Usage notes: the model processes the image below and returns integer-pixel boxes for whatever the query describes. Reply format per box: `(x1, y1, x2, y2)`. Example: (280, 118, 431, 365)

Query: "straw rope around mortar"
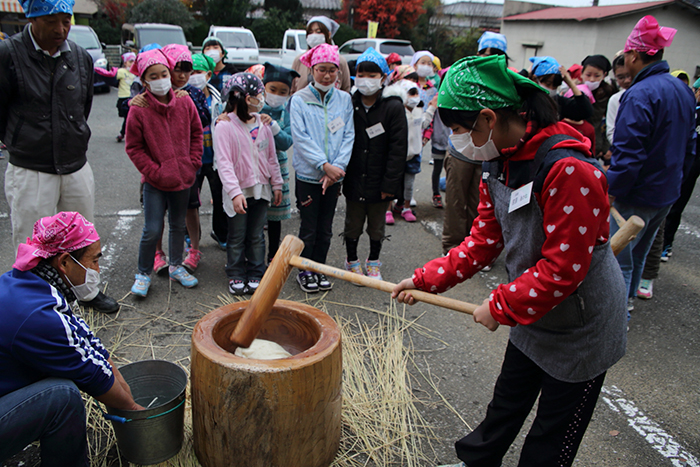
(78, 293, 469, 466)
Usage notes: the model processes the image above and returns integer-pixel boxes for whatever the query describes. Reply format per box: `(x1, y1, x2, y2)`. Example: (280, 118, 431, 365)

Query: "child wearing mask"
(343, 48, 407, 280)
(126, 49, 203, 297)
(202, 36, 238, 93)
(94, 52, 136, 142)
(131, 44, 212, 273)
(580, 54, 617, 161)
(385, 78, 437, 223)
(188, 53, 229, 254)
(290, 44, 355, 293)
(259, 63, 300, 263)
(214, 73, 283, 295)
(393, 55, 626, 467)
(291, 16, 352, 93)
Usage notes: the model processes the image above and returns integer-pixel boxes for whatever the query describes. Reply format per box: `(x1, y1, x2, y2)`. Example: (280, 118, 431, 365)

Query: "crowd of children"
(83, 11, 700, 467)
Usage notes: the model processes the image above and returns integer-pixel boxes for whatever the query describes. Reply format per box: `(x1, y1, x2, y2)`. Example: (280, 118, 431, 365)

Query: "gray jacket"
(0, 25, 94, 175)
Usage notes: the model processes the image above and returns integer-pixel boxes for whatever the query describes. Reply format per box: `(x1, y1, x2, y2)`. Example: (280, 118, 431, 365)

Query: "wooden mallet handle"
(609, 207, 645, 256)
(289, 256, 478, 315)
(229, 235, 305, 348)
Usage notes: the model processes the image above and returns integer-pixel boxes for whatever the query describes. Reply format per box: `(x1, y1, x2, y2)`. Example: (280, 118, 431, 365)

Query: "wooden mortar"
(191, 299, 342, 467)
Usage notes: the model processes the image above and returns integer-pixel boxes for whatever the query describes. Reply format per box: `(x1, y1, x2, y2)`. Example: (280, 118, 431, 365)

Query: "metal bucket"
(106, 360, 188, 465)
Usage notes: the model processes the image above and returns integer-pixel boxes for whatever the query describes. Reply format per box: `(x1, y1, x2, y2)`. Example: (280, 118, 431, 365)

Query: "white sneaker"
(410, 197, 417, 207)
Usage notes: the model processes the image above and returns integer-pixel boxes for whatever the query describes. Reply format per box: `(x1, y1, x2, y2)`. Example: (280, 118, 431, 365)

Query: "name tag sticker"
(508, 182, 533, 213)
(328, 117, 345, 133)
(366, 122, 385, 138)
(259, 138, 269, 150)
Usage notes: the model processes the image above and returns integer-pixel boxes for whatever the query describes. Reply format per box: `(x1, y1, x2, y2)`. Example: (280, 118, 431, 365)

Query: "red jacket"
(413, 122, 611, 326)
(125, 90, 203, 192)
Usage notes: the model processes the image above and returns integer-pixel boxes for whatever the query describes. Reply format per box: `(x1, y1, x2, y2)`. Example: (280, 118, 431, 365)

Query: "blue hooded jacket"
(608, 60, 696, 207)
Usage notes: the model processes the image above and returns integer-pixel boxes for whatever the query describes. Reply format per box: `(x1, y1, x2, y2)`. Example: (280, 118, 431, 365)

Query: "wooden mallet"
(610, 206, 645, 256)
(229, 235, 478, 348)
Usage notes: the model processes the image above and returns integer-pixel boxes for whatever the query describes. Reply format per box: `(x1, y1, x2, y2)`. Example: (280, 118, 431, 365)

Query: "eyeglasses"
(314, 67, 338, 76)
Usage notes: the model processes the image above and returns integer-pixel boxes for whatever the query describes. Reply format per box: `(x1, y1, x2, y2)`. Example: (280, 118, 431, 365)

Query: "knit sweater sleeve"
(489, 158, 609, 326)
(125, 108, 159, 176)
(412, 179, 504, 292)
(214, 121, 242, 199)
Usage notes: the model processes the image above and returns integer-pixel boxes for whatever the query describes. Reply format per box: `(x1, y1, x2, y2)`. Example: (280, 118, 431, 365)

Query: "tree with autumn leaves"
(337, 0, 424, 39)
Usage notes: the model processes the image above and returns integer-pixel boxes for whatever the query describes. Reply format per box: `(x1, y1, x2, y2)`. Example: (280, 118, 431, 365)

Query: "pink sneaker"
(154, 250, 168, 274)
(401, 208, 417, 222)
(385, 211, 395, 225)
(183, 248, 202, 272)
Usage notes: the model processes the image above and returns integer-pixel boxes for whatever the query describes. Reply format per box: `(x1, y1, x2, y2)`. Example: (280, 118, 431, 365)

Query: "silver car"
(68, 25, 110, 93)
(338, 38, 415, 74)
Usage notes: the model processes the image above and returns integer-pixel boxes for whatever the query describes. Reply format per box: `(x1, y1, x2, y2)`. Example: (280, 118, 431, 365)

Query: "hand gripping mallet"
(229, 235, 478, 348)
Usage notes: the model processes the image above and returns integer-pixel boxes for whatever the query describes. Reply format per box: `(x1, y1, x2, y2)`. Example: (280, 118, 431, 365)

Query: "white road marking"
(601, 385, 699, 467)
(100, 210, 140, 274)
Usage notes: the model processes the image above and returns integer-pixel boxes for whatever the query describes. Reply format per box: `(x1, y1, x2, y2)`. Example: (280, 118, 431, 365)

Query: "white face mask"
(188, 73, 208, 90)
(147, 77, 172, 96)
(306, 33, 326, 49)
(584, 80, 601, 91)
(204, 49, 222, 63)
(407, 96, 421, 108)
(549, 88, 559, 97)
(65, 255, 100, 302)
(266, 93, 288, 109)
(314, 80, 335, 92)
(355, 77, 383, 96)
(450, 125, 501, 162)
(416, 64, 433, 78)
(248, 94, 265, 113)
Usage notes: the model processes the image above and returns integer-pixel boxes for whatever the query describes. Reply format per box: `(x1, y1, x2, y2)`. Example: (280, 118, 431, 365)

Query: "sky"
(442, 0, 665, 5)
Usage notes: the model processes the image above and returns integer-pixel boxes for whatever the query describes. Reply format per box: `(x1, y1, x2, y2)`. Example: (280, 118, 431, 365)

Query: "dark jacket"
(0, 25, 94, 175)
(609, 60, 697, 208)
(343, 87, 407, 203)
(555, 93, 593, 122)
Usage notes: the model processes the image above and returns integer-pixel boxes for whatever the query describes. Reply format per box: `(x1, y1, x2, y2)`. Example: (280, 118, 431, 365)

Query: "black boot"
(79, 291, 120, 314)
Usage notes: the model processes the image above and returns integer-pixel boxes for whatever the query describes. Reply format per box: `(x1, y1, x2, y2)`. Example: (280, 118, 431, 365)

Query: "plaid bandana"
(438, 55, 547, 111)
(263, 62, 300, 88)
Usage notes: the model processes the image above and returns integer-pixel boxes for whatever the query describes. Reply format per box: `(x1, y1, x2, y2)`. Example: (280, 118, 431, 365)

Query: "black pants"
(456, 341, 605, 467)
(664, 156, 700, 249)
(194, 163, 228, 242)
(295, 179, 340, 264)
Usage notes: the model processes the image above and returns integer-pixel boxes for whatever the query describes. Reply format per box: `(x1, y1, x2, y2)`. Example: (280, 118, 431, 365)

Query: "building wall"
(502, 3, 700, 78)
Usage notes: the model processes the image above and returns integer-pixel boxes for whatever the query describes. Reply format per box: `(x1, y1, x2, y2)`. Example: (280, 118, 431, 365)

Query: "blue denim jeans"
(610, 200, 672, 299)
(0, 378, 88, 466)
(138, 182, 190, 275)
(225, 197, 268, 281)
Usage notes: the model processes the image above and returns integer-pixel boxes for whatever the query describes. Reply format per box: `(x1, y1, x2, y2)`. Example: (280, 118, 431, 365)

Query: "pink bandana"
(122, 52, 136, 63)
(130, 48, 170, 78)
(162, 43, 192, 70)
(624, 15, 676, 56)
(14, 212, 100, 272)
(300, 44, 339, 68)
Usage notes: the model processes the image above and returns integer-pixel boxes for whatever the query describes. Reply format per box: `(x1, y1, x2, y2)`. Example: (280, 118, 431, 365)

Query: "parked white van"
(207, 26, 259, 68)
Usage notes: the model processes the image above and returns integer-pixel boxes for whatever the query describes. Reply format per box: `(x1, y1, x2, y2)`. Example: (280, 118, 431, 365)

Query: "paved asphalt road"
(1, 90, 699, 466)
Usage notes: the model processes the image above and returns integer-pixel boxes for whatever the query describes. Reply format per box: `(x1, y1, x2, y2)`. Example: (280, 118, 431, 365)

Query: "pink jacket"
(214, 114, 283, 200)
(125, 90, 203, 192)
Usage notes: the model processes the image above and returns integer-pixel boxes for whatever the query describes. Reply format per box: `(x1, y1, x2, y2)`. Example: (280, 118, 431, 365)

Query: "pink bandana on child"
(14, 212, 100, 272)
(162, 44, 192, 70)
(563, 84, 596, 104)
(130, 48, 170, 78)
(122, 52, 136, 63)
(300, 44, 339, 68)
(624, 15, 676, 56)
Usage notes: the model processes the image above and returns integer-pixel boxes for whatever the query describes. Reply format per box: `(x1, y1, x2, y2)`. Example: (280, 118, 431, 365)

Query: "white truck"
(207, 26, 259, 68)
(258, 29, 307, 69)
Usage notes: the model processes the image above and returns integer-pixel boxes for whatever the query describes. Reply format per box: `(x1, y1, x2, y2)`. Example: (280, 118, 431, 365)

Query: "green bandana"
(192, 53, 216, 73)
(438, 55, 547, 111)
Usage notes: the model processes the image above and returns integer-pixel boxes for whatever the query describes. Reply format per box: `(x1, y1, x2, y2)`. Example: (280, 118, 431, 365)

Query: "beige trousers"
(442, 154, 482, 255)
(5, 162, 95, 254)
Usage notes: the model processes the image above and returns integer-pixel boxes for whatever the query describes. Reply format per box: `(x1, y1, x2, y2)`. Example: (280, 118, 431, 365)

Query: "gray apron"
(483, 135, 627, 383)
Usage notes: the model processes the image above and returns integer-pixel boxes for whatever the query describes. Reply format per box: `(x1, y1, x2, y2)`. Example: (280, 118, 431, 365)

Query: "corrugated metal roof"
(503, 0, 674, 21)
(439, 1, 503, 18)
(300, 0, 341, 10)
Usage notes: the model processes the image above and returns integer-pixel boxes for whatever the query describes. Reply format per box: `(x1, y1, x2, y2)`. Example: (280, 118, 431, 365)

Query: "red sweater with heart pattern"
(412, 122, 611, 326)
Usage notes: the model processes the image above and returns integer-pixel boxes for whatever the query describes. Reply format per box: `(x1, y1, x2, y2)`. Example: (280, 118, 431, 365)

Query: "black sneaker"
(79, 291, 120, 314)
(297, 271, 319, 293)
(228, 279, 248, 296)
(316, 273, 332, 291)
(210, 231, 227, 251)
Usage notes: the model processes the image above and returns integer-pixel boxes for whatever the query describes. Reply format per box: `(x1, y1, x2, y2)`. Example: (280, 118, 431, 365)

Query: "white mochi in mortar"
(234, 338, 292, 360)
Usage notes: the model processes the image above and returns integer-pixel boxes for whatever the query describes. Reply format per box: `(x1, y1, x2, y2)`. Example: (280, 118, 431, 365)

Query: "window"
(379, 42, 414, 56)
(68, 28, 100, 50)
(286, 35, 295, 50)
(216, 31, 256, 49)
(298, 33, 307, 50)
